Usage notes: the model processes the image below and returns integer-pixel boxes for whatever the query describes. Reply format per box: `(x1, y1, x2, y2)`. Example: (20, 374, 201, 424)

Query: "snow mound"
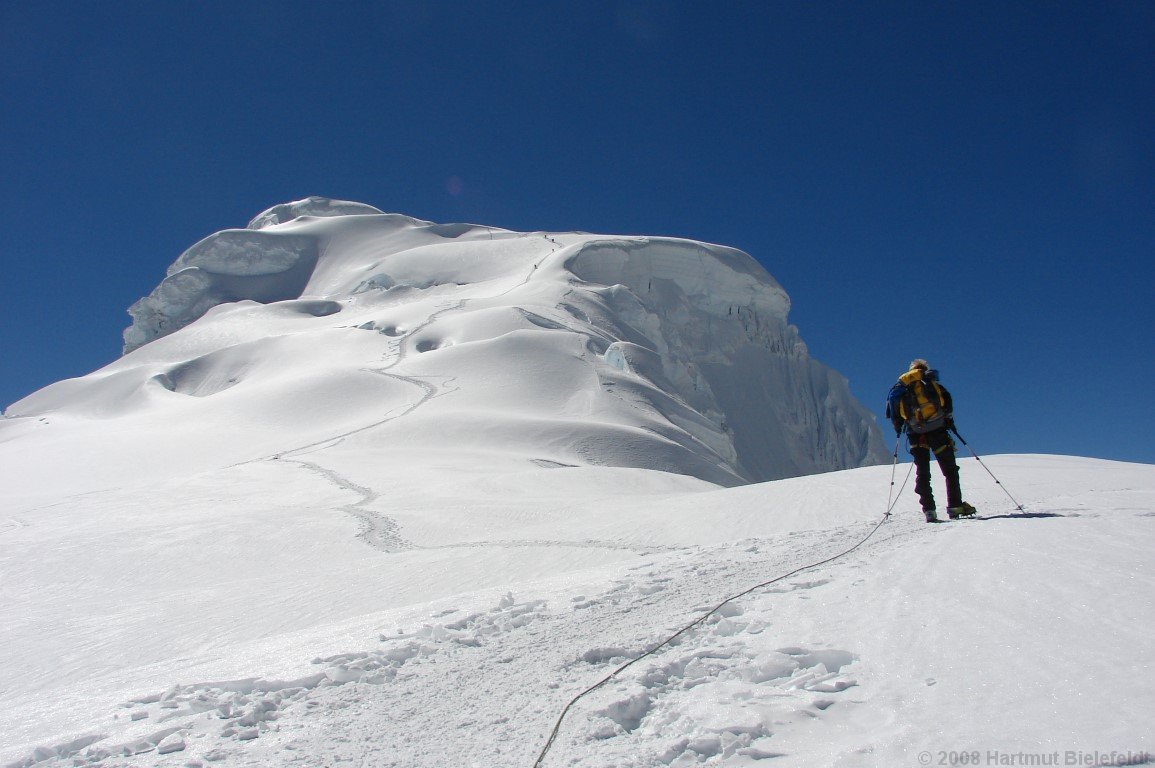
(12, 199, 887, 490)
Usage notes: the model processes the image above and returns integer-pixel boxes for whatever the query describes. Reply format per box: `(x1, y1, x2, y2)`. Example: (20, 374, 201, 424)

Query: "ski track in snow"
(262, 299, 467, 462)
(250, 234, 573, 553)
(277, 459, 414, 553)
(277, 457, 671, 557)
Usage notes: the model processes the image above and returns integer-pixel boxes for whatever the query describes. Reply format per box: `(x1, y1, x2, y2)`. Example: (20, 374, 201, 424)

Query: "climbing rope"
(532, 462, 914, 767)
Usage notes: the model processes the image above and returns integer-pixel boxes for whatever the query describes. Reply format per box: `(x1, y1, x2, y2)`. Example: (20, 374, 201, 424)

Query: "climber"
(886, 359, 977, 522)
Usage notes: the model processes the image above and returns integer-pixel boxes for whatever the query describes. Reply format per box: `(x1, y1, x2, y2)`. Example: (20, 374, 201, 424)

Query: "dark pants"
(909, 428, 962, 511)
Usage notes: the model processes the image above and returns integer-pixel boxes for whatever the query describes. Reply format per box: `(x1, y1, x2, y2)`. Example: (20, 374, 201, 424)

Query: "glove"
(893, 423, 904, 436)
(945, 416, 955, 431)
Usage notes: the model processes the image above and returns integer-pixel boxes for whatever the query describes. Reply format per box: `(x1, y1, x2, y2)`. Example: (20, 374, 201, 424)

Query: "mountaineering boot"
(924, 508, 939, 523)
(947, 502, 977, 519)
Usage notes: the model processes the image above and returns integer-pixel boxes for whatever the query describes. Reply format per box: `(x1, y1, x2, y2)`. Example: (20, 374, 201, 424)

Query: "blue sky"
(2, 2, 1152, 464)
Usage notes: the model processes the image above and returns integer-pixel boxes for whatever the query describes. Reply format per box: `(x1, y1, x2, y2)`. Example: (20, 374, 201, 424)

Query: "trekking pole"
(950, 426, 1026, 513)
(885, 431, 902, 518)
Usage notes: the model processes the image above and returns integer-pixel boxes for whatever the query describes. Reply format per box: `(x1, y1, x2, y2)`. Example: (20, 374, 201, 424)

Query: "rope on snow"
(532, 462, 914, 767)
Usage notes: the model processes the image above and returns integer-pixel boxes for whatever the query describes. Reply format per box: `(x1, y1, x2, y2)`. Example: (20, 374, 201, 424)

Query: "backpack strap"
(926, 381, 945, 414)
(885, 382, 907, 420)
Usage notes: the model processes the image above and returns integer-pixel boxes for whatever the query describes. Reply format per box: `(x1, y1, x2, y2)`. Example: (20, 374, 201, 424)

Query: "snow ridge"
(44, 197, 883, 488)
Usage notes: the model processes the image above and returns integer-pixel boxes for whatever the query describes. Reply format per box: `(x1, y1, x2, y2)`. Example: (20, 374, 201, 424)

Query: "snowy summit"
(13, 196, 887, 487)
(1, 198, 1151, 768)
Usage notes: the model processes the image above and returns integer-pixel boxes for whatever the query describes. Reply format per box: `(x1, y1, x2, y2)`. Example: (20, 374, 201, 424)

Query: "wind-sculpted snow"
(12, 196, 886, 489)
(123, 229, 321, 353)
(564, 238, 881, 479)
(246, 196, 385, 230)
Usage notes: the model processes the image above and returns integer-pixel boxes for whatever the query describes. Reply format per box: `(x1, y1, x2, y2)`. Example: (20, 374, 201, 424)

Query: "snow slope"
(1, 200, 1151, 767)
(0, 455, 1151, 768)
(4, 197, 886, 492)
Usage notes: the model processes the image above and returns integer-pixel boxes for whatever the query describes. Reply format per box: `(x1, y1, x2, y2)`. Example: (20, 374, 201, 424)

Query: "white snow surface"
(1, 200, 1152, 767)
(12, 196, 887, 484)
(0, 453, 1151, 768)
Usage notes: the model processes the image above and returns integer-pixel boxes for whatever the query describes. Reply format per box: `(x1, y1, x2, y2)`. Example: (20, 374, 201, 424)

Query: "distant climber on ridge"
(886, 359, 978, 523)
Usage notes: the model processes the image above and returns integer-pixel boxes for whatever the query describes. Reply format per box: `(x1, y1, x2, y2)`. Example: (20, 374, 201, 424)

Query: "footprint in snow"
(29, 594, 548, 767)
(578, 639, 860, 764)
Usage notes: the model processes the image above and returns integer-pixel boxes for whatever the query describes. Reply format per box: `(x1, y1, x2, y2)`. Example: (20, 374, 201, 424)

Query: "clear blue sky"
(2, 2, 1152, 464)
